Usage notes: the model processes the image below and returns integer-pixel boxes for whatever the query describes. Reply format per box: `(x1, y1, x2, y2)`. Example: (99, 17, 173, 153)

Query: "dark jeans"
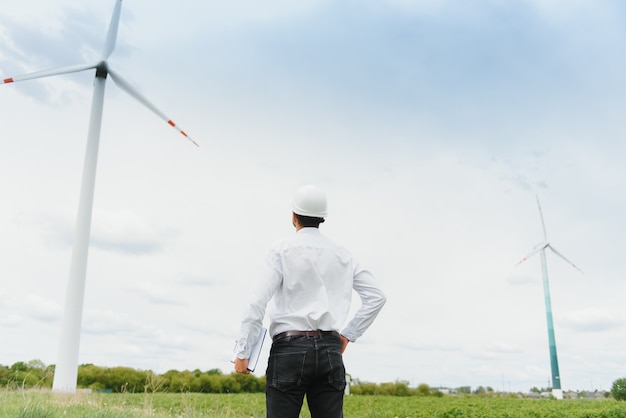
(265, 333, 346, 418)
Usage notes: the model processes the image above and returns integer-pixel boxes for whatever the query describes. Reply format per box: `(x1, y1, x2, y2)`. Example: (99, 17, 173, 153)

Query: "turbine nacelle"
(95, 61, 109, 79)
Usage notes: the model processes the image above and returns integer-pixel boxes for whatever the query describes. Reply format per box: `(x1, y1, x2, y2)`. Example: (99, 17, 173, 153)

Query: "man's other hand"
(340, 334, 349, 353)
(234, 357, 250, 374)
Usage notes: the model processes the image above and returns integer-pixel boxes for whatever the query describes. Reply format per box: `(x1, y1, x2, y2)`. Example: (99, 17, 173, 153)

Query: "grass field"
(2, 390, 626, 417)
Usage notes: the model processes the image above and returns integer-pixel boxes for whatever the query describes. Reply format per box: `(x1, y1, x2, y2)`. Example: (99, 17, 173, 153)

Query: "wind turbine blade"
(108, 69, 199, 147)
(102, 0, 123, 60)
(515, 246, 543, 266)
(2, 63, 98, 85)
(548, 245, 584, 274)
(536, 195, 548, 241)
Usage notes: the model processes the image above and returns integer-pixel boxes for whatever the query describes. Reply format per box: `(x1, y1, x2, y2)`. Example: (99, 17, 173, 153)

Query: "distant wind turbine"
(516, 196, 583, 400)
(2, 0, 198, 393)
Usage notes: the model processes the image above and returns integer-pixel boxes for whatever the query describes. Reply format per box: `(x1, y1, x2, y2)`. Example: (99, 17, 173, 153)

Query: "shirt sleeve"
(234, 248, 282, 359)
(340, 262, 386, 342)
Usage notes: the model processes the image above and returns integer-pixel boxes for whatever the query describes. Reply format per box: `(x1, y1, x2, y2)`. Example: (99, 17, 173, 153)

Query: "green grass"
(2, 390, 626, 417)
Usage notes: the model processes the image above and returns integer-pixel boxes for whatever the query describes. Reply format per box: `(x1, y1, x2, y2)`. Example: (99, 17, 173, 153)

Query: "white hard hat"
(291, 185, 328, 218)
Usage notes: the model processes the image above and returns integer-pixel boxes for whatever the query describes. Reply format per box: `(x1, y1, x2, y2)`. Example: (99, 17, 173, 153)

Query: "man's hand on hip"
(340, 334, 349, 353)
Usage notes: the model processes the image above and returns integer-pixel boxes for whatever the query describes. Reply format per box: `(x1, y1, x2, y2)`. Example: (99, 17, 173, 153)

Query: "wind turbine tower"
(516, 196, 583, 400)
(2, 1, 197, 392)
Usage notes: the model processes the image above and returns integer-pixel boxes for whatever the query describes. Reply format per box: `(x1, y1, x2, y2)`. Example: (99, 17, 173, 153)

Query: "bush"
(350, 381, 378, 395)
(416, 383, 431, 396)
(379, 381, 411, 396)
(612, 378, 626, 401)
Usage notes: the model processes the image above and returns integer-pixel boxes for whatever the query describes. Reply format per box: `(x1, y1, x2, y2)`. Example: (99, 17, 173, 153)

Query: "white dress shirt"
(235, 227, 386, 359)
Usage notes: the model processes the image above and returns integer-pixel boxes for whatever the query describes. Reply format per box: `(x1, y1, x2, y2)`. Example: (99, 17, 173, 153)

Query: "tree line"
(4, 360, 626, 400)
(1, 360, 441, 396)
(0, 360, 263, 394)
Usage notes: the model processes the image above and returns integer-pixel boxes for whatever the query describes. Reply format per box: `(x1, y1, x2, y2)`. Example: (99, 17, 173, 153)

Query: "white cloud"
(90, 209, 175, 255)
(129, 282, 187, 307)
(28, 296, 62, 322)
(527, 0, 621, 24)
(14, 294, 62, 324)
(0, 314, 20, 328)
(560, 309, 624, 333)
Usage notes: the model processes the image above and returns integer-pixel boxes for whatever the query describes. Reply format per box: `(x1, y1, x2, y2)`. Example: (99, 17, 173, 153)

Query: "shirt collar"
(296, 227, 321, 234)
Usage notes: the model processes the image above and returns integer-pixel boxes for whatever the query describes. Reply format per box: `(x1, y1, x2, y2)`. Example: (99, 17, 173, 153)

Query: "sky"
(1, 0, 625, 393)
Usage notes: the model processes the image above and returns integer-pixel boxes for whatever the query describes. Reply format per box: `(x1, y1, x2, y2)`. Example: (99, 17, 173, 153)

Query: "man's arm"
(340, 264, 386, 342)
(233, 250, 282, 371)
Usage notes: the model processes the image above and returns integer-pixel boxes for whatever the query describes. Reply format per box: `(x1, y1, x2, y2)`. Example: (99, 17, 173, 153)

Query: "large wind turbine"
(516, 196, 582, 400)
(2, 1, 197, 393)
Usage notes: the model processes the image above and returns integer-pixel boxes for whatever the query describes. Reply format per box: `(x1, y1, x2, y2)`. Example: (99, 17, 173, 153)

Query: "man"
(234, 184, 386, 418)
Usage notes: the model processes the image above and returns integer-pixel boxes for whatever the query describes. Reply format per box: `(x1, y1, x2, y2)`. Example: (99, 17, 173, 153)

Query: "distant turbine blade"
(548, 245, 584, 274)
(536, 195, 548, 241)
(515, 245, 543, 266)
(2, 63, 98, 85)
(102, 0, 123, 60)
(108, 69, 199, 147)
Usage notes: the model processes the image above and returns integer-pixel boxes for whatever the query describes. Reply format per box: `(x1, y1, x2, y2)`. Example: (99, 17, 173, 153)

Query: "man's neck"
(295, 225, 318, 232)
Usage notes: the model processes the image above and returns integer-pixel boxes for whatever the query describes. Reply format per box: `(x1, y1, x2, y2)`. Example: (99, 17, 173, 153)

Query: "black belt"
(273, 330, 339, 341)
